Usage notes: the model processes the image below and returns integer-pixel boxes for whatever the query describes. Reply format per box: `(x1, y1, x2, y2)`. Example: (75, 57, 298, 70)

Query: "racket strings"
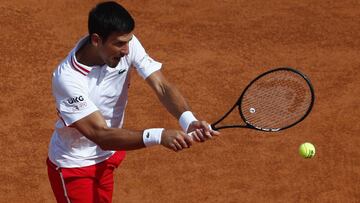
(255, 79, 308, 112)
(240, 70, 312, 130)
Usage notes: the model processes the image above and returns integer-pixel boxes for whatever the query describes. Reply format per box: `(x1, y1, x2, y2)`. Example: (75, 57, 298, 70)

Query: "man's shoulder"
(127, 35, 146, 62)
(54, 52, 84, 77)
(53, 55, 87, 89)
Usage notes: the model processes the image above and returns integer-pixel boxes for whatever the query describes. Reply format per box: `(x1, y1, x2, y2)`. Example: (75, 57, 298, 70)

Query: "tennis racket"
(201, 67, 315, 133)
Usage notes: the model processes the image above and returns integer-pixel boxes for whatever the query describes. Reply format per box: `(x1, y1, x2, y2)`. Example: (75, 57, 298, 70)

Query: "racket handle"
(187, 125, 213, 140)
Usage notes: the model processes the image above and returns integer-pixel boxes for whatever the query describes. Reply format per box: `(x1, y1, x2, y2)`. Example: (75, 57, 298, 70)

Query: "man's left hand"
(187, 121, 220, 142)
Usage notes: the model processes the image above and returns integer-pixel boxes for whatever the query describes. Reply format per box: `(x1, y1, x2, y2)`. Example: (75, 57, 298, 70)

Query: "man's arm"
(145, 70, 189, 118)
(145, 70, 220, 141)
(72, 111, 143, 150)
(72, 110, 192, 152)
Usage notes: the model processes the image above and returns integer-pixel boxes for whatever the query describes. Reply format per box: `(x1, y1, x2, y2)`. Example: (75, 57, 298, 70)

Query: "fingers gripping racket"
(208, 67, 315, 132)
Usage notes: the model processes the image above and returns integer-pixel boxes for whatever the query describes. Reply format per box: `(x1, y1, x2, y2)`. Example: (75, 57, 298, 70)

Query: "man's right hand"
(161, 130, 193, 152)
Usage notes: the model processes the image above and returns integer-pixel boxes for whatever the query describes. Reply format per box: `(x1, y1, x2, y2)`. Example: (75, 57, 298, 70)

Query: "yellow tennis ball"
(299, 142, 316, 158)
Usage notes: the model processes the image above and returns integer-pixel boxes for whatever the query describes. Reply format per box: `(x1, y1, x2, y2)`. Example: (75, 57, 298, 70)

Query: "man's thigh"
(47, 151, 125, 203)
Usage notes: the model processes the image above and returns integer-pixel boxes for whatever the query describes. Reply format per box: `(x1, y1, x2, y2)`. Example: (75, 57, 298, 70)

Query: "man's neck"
(75, 40, 104, 67)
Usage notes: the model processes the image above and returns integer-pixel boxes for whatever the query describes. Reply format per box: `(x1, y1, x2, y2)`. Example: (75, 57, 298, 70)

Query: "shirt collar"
(70, 36, 96, 76)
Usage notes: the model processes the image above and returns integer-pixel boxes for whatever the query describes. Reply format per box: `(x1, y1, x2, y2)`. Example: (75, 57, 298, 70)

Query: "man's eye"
(115, 42, 126, 46)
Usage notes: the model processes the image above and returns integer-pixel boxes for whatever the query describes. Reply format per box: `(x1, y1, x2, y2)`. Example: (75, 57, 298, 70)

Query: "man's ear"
(90, 33, 102, 47)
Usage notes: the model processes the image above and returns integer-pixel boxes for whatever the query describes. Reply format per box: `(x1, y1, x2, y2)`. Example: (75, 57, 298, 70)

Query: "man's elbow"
(85, 127, 112, 151)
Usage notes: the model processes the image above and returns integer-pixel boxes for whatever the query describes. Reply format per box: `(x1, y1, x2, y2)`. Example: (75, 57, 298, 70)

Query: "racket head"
(238, 67, 315, 132)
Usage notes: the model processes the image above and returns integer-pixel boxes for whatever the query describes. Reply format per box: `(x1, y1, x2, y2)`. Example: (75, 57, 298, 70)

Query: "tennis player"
(46, 1, 219, 202)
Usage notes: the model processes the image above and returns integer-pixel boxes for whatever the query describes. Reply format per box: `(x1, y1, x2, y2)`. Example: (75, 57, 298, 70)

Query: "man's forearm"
(156, 82, 191, 119)
(145, 70, 198, 132)
(94, 127, 145, 151)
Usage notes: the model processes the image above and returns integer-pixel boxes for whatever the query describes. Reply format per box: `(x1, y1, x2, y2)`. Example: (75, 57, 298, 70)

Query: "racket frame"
(211, 67, 315, 132)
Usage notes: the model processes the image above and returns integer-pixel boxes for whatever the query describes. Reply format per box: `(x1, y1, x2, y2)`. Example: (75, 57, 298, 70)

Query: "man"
(47, 1, 219, 203)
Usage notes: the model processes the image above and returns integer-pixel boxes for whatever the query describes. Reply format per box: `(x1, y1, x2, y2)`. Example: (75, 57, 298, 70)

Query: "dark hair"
(88, 1, 135, 41)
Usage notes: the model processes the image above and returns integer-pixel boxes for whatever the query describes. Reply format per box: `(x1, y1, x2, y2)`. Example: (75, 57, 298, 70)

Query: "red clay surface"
(1, 0, 359, 202)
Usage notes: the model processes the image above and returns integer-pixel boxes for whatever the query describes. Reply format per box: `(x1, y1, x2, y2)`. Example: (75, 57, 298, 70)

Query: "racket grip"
(187, 125, 213, 140)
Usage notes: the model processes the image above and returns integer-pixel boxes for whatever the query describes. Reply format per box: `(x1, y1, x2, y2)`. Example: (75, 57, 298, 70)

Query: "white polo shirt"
(49, 35, 162, 168)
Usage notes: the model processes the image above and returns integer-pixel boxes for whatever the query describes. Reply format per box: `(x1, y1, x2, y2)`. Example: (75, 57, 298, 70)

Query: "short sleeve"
(129, 35, 162, 79)
(52, 72, 98, 126)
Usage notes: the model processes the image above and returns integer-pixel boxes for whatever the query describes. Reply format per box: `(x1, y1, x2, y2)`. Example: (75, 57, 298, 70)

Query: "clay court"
(1, 0, 359, 202)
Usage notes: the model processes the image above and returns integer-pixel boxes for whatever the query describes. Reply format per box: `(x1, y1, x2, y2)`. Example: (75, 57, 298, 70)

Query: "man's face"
(96, 32, 133, 68)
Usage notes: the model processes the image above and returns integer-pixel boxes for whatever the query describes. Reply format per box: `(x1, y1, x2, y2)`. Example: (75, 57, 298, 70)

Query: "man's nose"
(120, 43, 129, 55)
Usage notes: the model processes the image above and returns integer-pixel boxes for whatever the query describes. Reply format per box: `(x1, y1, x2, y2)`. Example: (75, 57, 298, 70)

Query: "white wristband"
(143, 128, 164, 147)
(179, 111, 198, 132)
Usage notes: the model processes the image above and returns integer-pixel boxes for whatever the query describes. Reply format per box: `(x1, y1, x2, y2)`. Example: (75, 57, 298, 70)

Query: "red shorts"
(47, 151, 126, 203)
